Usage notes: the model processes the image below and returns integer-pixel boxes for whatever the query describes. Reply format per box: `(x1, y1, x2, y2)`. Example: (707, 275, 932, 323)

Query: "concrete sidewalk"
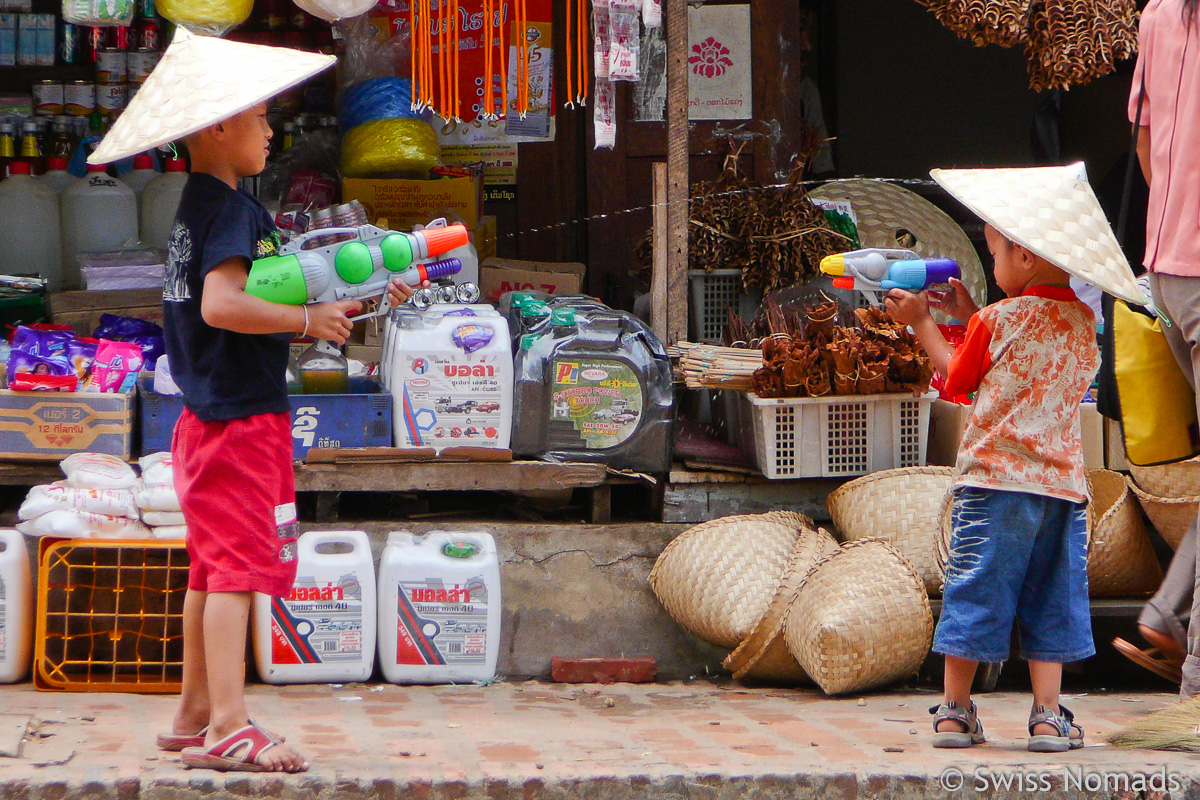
(1, 681, 1198, 798)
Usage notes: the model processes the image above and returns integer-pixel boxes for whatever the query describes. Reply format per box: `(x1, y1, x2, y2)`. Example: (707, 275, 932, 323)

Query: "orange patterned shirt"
(944, 286, 1099, 502)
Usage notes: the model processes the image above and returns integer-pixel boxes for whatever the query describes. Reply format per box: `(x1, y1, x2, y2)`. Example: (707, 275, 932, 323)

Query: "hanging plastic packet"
(87, 339, 144, 394)
(594, 81, 617, 149)
(643, 0, 661, 28)
(62, 0, 134, 26)
(453, 324, 495, 355)
(93, 314, 166, 366)
(593, 0, 612, 80)
(608, 0, 641, 81)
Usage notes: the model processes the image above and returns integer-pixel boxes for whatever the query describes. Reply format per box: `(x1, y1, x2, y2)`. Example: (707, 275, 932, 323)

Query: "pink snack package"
(88, 339, 144, 394)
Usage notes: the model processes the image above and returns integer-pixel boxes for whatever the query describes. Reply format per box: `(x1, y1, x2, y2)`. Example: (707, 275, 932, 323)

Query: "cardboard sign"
(479, 258, 586, 302)
(343, 175, 482, 231)
(0, 390, 133, 460)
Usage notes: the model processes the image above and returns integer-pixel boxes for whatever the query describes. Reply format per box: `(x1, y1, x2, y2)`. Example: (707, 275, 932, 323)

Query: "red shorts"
(172, 409, 298, 596)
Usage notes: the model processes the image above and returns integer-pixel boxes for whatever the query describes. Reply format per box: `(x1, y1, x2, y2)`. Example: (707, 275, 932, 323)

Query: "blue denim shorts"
(933, 486, 1094, 664)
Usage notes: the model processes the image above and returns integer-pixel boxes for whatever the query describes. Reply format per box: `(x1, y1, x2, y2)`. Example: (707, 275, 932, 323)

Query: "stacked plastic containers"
(377, 531, 502, 684)
(0, 161, 62, 290)
(60, 163, 137, 289)
(140, 157, 188, 251)
(0, 529, 32, 684)
(252, 531, 377, 684)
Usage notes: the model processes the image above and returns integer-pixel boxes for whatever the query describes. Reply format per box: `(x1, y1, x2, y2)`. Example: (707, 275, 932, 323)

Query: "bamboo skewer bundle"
(672, 343, 762, 391)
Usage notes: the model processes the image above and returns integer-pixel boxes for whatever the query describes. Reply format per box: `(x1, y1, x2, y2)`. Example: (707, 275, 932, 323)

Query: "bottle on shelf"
(18, 121, 45, 176)
(49, 118, 75, 161)
(0, 161, 63, 290)
(61, 162, 138, 289)
(140, 155, 188, 251)
(40, 157, 76, 195)
(281, 121, 294, 151)
(0, 122, 15, 179)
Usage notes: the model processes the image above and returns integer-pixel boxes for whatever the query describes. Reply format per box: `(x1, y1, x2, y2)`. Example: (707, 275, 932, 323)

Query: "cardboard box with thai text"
(479, 257, 586, 303)
(343, 175, 482, 231)
(0, 388, 133, 460)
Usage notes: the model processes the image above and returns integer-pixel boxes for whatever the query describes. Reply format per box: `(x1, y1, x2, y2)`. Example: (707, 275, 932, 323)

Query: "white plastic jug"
(61, 164, 137, 290)
(383, 307, 513, 450)
(379, 304, 499, 387)
(40, 157, 76, 195)
(123, 154, 159, 211)
(140, 158, 187, 251)
(377, 530, 501, 684)
(0, 162, 62, 291)
(0, 529, 32, 684)
(252, 530, 377, 684)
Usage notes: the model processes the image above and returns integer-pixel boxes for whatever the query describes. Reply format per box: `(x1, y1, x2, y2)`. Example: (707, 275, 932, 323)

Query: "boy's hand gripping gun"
(244, 218, 470, 320)
(820, 248, 961, 307)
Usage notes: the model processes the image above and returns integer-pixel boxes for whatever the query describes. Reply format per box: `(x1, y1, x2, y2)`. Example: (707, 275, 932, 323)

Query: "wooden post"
(651, 162, 668, 343)
(665, 0, 689, 345)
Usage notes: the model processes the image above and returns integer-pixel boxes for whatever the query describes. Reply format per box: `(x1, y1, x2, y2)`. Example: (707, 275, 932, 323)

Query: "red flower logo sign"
(689, 36, 733, 78)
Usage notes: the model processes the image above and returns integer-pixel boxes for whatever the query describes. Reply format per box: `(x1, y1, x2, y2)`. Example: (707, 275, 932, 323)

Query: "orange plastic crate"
(35, 538, 189, 692)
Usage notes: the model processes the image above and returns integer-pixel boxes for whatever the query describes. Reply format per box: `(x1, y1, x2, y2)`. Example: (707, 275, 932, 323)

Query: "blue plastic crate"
(138, 376, 392, 460)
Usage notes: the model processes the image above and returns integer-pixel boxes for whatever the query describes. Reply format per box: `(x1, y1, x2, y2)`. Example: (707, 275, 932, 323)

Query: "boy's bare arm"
(201, 257, 362, 344)
(884, 289, 955, 378)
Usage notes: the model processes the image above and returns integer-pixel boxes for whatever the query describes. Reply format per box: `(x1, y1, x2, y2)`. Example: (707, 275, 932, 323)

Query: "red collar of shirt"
(1021, 284, 1078, 302)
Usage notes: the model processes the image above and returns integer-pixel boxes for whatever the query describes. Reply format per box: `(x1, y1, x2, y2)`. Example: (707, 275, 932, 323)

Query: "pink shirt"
(1129, 0, 1200, 275)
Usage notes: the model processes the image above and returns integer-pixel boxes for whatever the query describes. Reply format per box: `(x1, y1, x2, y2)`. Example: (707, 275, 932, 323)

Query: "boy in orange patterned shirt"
(885, 164, 1150, 753)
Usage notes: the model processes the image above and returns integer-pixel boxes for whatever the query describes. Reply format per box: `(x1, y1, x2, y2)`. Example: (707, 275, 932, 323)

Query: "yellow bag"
(1113, 300, 1200, 466)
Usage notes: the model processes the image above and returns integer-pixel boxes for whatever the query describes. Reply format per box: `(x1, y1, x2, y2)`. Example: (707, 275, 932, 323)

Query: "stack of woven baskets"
(1126, 458, 1200, 555)
(649, 509, 934, 696)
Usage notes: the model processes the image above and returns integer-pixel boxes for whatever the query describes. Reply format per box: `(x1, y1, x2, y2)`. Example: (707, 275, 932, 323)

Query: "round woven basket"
(649, 512, 812, 648)
(1127, 479, 1197, 551)
(783, 540, 934, 696)
(1086, 469, 1163, 597)
(826, 466, 955, 596)
(723, 526, 840, 684)
(1129, 456, 1200, 498)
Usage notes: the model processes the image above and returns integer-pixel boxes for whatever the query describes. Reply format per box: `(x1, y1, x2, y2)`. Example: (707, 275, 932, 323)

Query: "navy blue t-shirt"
(163, 173, 290, 422)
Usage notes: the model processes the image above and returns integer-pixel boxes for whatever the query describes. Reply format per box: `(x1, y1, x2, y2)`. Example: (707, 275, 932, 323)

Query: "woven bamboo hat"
(1087, 469, 1163, 597)
(89, 27, 335, 165)
(649, 511, 812, 649)
(930, 163, 1150, 306)
(784, 540, 934, 695)
(826, 466, 955, 597)
(1127, 479, 1197, 551)
(723, 526, 840, 684)
(808, 179, 988, 313)
(1129, 457, 1200, 499)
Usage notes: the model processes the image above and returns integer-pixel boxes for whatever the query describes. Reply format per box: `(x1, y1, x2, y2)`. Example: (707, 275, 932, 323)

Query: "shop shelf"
(34, 538, 189, 692)
(738, 391, 934, 479)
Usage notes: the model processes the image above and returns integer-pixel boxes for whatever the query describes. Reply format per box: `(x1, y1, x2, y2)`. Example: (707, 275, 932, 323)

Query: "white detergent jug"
(0, 529, 32, 683)
(40, 157, 76, 195)
(122, 154, 159, 212)
(0, 161, 62, 291)
(140, 157, 187, 251)
(383, 307, 512, 450)
(252, 530, 377, 684)
(379, 304, 499, 388)
(377, 531, 501, 684)
(60, 163, 137, 289)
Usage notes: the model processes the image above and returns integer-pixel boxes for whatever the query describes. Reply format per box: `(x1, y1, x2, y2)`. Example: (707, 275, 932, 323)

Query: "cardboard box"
(346, 344, 383, 364)
(479, 257, 587, 303)
(48, 288, 163, 338)
(473, 215, 498, 262)
(0, 388, 134, 460)
(927, 398, 1104, 470)
(343, 175, 482, 231)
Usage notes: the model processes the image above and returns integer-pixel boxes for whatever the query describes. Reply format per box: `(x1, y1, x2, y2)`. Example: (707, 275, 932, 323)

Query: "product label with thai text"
(551, 358, 643, 449)
(395, 576, 489, 666)
(270, 573, 365, 665)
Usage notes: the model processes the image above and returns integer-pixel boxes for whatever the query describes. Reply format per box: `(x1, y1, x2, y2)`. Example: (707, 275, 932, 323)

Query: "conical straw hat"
(90, 27, 335, 165)
(930, 163, 1150, 306)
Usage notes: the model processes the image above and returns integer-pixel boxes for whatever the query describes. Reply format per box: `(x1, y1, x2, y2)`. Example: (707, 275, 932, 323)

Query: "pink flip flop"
(180, 719, 305, 773)
(156, 727, 207, 751)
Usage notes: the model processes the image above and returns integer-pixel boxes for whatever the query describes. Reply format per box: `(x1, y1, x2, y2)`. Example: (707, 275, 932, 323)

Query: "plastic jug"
(123, 154, 159, 210)
(0, 162, 63, 291)
(140, 157, 188, 251)
(252, 530, 377, 684)
(379, 303, 499, 388)
(383, 306, 513, 449)
(60, 163, 137, 289)
(512, 308, 676, 472)
(0, 529, 32, 683)
(377, 530, 501, 684)
(40, 157, 76, 195)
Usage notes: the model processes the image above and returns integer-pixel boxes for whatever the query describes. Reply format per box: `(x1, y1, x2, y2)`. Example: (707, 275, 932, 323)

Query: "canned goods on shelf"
(96, 48, 127, 83)
(97, 83, 128, 113)
(134, 17, 157, 51)
(64, 81, 96, 117)
(58, 20, 79, 64)
(33, 81, 64, 117)
(128, 47, 159, 82)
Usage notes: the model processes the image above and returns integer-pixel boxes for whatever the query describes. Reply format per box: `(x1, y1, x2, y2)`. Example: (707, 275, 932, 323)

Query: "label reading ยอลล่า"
(551, 359, 643, 449)
(396, 576, 489, 666)
(270, 573, 364, 665)
(400, 353, 506, 446)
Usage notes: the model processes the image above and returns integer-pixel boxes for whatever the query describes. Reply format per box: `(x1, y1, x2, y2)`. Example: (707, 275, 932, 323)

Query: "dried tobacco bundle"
(829, 328, 861, 395)
(805, 299, 840, 346)
(856, 340, 891, 394)
(752, 364, 784, 398)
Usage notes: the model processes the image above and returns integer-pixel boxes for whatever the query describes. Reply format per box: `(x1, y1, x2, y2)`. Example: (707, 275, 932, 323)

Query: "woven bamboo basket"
(723, 526, 840, 684)
(1086, 469, 1163, 597)
(783, 540, 933, 695)
(1129, 456, 1200, 498)
(649, 512, 813, 648)
(1127, 479, 1197, 551)
(826, 466, 954, 596)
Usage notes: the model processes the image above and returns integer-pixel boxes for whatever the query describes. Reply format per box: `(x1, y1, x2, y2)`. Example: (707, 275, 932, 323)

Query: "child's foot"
(181, 719, 308, 773)
(1028, 704, 1084, 752)
(930, 701, 986, 748)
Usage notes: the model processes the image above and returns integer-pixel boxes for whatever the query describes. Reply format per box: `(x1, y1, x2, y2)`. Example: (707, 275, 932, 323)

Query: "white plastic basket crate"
(738, 391, 935, 479)
(688, 270, 762, 343)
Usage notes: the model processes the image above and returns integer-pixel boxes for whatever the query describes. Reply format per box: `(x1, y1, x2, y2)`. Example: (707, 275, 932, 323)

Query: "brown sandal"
(1112, 637, 1183, 684)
